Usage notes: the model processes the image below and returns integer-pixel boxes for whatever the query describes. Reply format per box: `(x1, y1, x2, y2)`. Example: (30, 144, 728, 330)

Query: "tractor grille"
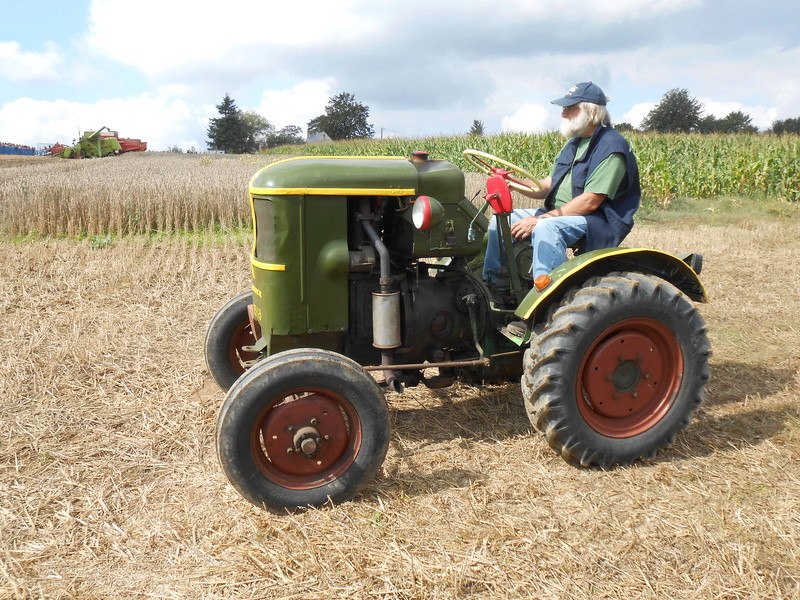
(252, 197, 276, 262)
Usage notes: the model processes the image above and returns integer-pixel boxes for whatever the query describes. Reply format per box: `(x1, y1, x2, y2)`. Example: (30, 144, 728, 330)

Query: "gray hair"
(578, 101, 611, 127)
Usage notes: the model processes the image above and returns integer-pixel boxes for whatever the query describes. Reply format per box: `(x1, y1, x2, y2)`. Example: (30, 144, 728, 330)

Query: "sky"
(1, 0, 798, 151)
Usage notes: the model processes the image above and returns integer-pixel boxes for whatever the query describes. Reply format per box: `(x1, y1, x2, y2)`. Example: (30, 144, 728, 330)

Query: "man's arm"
(510, 192, 606, 240)
(515, 176, 552, 200)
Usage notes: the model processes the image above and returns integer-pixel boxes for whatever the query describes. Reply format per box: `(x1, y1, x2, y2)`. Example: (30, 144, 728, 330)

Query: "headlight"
(411, 195, 444, 231)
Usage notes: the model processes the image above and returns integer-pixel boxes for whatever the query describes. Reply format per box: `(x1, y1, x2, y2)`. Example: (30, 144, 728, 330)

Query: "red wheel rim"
(577, 318, 683, 438)
(250, 389, 362, 489)
(228, 322, 259, 376)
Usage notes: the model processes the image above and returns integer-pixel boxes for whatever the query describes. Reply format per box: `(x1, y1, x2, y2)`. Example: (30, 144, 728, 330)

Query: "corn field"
(274, 132, 800, 205)
(1, 133, 798, 237)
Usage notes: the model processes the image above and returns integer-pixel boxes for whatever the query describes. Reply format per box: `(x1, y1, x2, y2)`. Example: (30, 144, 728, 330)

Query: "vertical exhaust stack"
(372, 291, 401, 350)
(359, 199, 404, 393)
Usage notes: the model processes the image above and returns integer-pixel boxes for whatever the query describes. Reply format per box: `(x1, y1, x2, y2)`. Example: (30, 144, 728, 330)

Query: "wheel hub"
(257, 393, 350, 479)
(612, 359, 642, 393)
(578, 319, 683, 437)
(293, 425, 322, 457)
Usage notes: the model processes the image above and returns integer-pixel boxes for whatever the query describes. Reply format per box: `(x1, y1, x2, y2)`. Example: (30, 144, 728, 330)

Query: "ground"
(0, 210, 798, 599)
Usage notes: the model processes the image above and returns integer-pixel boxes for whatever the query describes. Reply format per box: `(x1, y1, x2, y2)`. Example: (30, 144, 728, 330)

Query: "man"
(482, 82, 641, 283)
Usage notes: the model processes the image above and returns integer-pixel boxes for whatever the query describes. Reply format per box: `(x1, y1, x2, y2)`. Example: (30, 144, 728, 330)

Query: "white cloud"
(257, 80, 333, 134)
(0, 96, 207, 151)
(583, 0, 701, 19)
(85, 0, 377, 78)
(700, 99, 779, 131)
(467, 0, 699, 20)
(501, 104, 550, 133)
(0, 41, 64, 82)
(622, 103, 656, 128)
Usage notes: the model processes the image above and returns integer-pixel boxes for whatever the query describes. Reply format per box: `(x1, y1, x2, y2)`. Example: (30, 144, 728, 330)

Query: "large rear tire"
(522, 273, 711, 467)
(216, 349, 390, 511)
(205, 291, 259, 391)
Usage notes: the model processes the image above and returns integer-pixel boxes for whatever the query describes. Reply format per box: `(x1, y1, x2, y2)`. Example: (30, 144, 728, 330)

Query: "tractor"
(52, 127, 147, 158)
(205, 150, 711, 512)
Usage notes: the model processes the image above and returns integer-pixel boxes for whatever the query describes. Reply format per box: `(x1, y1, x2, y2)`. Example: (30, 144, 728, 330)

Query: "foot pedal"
(500, 320, 530, 346)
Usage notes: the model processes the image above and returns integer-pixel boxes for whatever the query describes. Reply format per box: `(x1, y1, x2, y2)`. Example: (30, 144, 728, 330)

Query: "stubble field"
(1, 153, 799, 599)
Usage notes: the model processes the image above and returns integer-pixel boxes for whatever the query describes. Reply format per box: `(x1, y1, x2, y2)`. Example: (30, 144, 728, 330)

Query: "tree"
(307, 92, 374, 140)
(266, 125, 305, 148)
(615, 122, 635, 132)
(641, 88, 703, 133)
(699, 111, 757, 134)
(207, 94, 250, 154)
(770, 117, 800, 135)
(242, 110, 274, 151)
(720, 111, 758, 134)
(469, 120, 485, 136)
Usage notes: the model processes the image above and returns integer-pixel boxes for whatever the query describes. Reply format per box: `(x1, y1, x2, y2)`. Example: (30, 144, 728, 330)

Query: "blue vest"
(546, 126, 641, 253)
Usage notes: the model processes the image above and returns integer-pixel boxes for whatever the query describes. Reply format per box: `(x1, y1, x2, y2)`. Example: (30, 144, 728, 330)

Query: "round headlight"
(411, 195, 444, 231)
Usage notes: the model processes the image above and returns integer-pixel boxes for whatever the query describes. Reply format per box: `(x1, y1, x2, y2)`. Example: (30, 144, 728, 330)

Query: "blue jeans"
(483, 209, 589, 280)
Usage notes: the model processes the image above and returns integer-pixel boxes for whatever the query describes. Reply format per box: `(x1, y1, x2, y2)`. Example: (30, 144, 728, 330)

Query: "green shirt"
(550, 137, 627, 207)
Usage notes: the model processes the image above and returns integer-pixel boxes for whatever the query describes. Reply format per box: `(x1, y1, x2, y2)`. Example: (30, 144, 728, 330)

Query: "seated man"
(483, 82, 641, 283)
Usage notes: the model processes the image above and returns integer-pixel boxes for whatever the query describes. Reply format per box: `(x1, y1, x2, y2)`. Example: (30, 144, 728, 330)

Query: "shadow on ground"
(376, 360, 797, 497)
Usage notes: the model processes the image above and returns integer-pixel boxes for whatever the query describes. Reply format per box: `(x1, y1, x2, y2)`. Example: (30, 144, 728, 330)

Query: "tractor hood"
(249, 155, 463, 200)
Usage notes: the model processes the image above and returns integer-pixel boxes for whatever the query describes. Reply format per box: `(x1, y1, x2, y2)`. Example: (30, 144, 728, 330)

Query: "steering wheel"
(462, 149, 544, 193)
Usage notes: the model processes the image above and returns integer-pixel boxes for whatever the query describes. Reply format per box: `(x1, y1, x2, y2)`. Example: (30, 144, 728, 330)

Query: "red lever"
(484, 175, 514, 213)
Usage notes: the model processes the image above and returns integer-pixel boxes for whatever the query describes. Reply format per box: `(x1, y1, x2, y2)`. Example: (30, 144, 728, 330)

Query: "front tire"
(205, 291, 259, 391)
(522, 273, 711, 467)
(216, 349, 390, 511)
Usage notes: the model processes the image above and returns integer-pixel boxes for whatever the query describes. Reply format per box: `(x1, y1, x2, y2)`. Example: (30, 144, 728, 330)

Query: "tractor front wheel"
(523, 273, 711, 467)
(205, 291, 260, 391)
(216, 349, 390, 511)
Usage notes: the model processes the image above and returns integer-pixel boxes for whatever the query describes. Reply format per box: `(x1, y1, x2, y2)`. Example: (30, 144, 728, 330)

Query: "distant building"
(307, 131, 332, 144)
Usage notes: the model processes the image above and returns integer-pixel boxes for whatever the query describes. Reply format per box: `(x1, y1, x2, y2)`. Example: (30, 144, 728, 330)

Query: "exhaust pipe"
(360, 200, 403, 393)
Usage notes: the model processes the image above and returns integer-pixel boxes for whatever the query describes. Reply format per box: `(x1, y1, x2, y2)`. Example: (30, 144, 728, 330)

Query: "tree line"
(206, 87, 800, 153)
(616, 88, 800, 135)
(206, 92, 374, 154)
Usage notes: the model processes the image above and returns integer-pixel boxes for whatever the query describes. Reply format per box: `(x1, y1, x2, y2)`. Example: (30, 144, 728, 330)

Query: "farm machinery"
(205, 150, 711, 512)
(51, 126, 147, 158)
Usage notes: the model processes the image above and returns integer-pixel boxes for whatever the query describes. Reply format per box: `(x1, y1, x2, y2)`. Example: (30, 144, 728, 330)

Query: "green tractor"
(206, 150, 711, 512)
(56, 127, 122, 158)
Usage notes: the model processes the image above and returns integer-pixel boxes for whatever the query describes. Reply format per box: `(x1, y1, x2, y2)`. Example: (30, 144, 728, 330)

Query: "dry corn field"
(1, 153, 799, 599)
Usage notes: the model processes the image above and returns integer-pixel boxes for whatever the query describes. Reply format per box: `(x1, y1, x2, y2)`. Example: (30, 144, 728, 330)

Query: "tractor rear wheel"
(523, 273, 711, 467)
(205, 291, 260, 391)
(216, 348, 390, 511)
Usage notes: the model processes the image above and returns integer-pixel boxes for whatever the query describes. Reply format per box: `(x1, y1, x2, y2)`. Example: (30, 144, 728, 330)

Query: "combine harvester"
(51, 127, 147, 158)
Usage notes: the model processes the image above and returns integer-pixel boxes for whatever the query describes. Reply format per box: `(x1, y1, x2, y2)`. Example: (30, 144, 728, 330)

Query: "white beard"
(560, 110, 592, 139)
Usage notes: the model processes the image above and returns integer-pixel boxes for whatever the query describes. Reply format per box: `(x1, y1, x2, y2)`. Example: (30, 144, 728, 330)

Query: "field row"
(1, 133, 798, 238)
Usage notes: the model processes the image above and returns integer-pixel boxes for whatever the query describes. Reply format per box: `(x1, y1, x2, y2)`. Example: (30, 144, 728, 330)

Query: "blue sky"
(2, 0, 799, 151)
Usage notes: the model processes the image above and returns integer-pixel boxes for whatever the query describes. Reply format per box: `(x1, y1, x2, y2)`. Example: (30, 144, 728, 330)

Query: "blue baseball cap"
(551, 82, 607, 107)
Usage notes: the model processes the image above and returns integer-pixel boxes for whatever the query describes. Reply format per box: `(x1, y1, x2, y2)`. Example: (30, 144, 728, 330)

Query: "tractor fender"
(515, 247, 707, 323)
